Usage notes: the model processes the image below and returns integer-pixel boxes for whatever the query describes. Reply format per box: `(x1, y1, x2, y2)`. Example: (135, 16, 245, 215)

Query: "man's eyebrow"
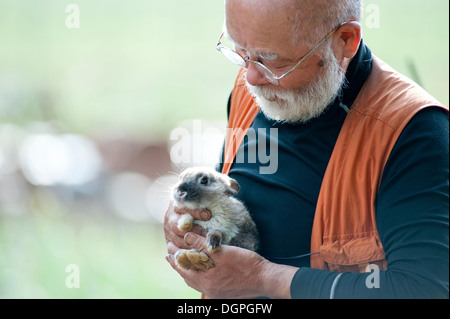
(257, 52, 279, 61)
(224, 29, 282, 62)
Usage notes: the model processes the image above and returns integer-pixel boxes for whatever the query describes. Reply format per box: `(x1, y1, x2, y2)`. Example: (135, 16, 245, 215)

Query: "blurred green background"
(0, 0, 448, 298)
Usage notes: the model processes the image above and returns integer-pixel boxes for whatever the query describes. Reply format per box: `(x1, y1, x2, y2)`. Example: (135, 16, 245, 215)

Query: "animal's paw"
(174, 249, 214, 271)
(177, 213, 193, 232)
(206, 230, 223, 253)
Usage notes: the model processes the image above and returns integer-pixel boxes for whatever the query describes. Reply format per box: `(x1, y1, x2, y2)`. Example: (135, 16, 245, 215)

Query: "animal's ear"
(226, 178, 240, 196)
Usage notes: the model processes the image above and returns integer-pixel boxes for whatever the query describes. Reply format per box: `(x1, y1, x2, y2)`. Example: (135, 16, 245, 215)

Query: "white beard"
(245, 45, 347, 124)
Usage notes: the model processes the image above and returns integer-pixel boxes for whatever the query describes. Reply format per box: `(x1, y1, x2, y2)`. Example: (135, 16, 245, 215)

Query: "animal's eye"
(200, 176, 209, 185)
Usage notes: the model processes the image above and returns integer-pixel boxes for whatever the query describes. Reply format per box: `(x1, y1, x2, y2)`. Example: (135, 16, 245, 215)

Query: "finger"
(190, 224, 208, 237)
(165, 253, 201, 292)
(166, 253, 182, 274)
(164, 202, 208, 249)
(166, 229, 187, 251)
(167, 241, 181, 256)
(163, 201, 178, 239)
(164, 205, 188, 244)
(165, 250, 191, 278)
(166, 226, 207, 254)
(174, 207, 211, 221)
(169, 213, 207, 237)
(168, 217, 203, 236)
(166, 217, 207, 249)
(184, 232, 207, 251)
(165, 253, 175, 267)
(165, 251, 206, 287)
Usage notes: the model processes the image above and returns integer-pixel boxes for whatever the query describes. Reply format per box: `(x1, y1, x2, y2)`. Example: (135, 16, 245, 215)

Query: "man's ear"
(334, 21, 362, 60)
(226, 178, 240, 196)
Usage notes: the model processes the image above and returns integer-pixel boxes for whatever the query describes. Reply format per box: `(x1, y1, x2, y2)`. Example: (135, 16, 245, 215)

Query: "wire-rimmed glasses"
(216, 22, 345, 85)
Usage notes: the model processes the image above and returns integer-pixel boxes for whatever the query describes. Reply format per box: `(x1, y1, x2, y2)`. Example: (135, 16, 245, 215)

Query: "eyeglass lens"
(219, 47, 246, 67)
(219, 47, 279, 84)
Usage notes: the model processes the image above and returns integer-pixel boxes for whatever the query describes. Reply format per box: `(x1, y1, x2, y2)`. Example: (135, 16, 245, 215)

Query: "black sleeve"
(290, 107, 449, 299)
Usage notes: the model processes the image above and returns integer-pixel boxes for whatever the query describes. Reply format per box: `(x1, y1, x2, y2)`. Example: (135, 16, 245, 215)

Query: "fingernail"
(200, 209, 210, 220)
(184, 232, 197, 246)
(166, 254, 174, 261)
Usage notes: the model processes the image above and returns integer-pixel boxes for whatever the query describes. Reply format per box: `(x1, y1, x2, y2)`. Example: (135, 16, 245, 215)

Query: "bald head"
(225, 0, 362, 46)
(288, 0, 362, 45)
(225, 0, 296, 49)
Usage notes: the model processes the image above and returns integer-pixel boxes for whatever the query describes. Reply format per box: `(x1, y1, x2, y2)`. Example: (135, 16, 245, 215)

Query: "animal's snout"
(174, 183, 188, 201)
(173, 181, 200, 204)
(176, 189, 187, 199)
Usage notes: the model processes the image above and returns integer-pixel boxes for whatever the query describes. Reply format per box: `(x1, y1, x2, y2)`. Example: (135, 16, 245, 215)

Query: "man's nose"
(245, 63, 271, 87)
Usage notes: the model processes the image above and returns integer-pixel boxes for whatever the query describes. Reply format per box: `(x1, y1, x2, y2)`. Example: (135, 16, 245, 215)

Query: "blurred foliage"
(0, 0, 448, 142)
(0, 212, 199, 298)
(0, 0, 448, 299)
(0, 0, 236, 142)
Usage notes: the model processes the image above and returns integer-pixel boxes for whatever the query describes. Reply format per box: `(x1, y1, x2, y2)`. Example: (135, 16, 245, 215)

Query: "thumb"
(184, 232, 206, 251)
(175, 207, 211, 221)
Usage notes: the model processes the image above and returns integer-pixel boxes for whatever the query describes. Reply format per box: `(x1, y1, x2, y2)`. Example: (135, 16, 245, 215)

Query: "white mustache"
(245, 44, 347, 124)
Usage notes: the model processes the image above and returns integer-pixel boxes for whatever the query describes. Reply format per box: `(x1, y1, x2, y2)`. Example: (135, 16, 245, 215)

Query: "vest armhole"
(227, 91, 232, 120)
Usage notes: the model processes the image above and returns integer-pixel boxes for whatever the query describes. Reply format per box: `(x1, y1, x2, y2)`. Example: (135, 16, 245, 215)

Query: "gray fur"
(173, 166, 259, 252)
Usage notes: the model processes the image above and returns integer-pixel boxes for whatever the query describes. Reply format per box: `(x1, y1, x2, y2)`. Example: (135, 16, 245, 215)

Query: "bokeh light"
(0, 0, 448, 298)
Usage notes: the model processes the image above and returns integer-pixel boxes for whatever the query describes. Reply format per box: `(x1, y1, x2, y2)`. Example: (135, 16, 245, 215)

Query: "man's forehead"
(224, 0, 303, 61)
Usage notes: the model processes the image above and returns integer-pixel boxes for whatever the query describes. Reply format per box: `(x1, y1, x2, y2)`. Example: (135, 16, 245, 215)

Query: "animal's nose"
(175, 183, 188, 200)
(176, 189, 187, 199)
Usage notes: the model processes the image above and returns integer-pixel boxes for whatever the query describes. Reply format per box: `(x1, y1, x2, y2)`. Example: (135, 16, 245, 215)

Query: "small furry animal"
(172, 166, 259, 271)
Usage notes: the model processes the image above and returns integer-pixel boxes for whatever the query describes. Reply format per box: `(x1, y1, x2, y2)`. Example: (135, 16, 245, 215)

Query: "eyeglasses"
(216, 23, 345, 85)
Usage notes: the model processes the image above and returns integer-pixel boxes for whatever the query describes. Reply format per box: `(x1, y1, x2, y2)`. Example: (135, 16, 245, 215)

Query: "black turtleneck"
(219, 41, 449, 298)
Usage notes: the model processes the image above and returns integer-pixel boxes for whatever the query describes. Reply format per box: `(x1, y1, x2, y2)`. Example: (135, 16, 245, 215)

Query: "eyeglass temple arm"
(216, 32, 225, 49)
(279, 22, 346, 80)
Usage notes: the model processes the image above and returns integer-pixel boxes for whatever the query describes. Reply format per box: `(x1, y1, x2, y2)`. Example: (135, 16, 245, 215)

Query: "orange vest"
(222, 56, 448, 273)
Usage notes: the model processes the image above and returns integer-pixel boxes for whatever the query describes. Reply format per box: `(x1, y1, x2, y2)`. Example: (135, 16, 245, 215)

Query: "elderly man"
(164, 0, 449, 298)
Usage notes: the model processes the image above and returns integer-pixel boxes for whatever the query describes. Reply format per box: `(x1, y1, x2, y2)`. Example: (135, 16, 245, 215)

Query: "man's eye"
(263, 61, 287, 70)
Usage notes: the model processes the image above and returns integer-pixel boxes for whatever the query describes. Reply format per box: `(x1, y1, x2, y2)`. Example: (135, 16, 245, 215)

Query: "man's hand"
(163, 201, 211, 251)
(165, 232, 298, 299)
(163, 202, 298, 298)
